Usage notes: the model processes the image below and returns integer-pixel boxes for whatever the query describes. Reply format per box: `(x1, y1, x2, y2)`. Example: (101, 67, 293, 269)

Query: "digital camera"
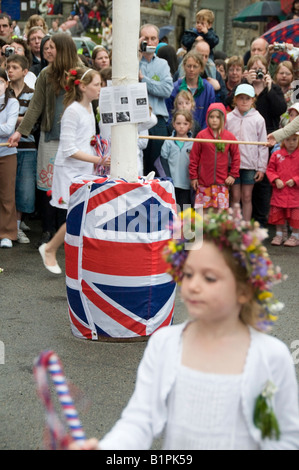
(140, 41, 156, 54)
(273, 43, 286, 52)
(4, 46, 15, 57)
(256, 68, 264, 80)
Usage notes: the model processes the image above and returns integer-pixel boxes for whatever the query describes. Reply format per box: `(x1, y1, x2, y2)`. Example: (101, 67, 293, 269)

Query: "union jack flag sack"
(65, 175, 177, 340)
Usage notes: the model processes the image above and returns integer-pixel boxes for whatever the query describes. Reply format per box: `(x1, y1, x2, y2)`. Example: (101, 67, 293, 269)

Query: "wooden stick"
(0, 142, 10, 147)
(138, 135, 269, 146)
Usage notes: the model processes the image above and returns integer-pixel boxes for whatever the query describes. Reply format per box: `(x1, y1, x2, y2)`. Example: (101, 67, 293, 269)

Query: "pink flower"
(39, 164, 53, 187)
(242, 233, 252, 247)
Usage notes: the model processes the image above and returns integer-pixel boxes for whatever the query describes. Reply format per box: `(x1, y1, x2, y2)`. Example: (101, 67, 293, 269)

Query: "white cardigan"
(99, 322, 299, 450)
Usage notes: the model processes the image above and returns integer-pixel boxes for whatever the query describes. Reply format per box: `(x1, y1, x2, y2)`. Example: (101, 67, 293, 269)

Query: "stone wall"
(140, 0, 265, 57)
(141, 0, 194, 49)
(225, 0, 264, 57)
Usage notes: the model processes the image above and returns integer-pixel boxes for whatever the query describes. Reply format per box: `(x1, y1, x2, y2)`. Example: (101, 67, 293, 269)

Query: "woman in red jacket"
(267, 133, 299, 247)
(189, 103, 240, 210)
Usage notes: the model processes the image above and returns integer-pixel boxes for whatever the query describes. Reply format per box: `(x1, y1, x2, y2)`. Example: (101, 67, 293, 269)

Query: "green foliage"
(254, 394, 280, 440)
(159, 0, 173, 11)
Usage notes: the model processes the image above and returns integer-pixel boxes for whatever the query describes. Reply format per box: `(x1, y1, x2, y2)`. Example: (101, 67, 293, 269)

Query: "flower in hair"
(70, 69, 78, 76)
(74, 79, 81, 86)
(65, 85, 70, 92)
(163, 204, 286, 331)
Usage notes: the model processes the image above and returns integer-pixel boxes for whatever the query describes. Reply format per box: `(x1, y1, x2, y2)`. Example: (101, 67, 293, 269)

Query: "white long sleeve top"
(51, 101, 96, 209)
(99, 322, 299, 450)
(0, 96, 19, 157)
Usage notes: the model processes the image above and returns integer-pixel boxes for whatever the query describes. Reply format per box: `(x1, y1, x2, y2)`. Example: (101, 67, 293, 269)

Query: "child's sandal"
(283, 236, 299, 247)
(271, 235, 286, 246)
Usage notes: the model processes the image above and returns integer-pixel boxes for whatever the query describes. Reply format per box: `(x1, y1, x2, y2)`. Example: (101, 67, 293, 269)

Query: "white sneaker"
(1, 238, 13, 248)
(20, 221, 31, 231)
(17, 229, 30, 244)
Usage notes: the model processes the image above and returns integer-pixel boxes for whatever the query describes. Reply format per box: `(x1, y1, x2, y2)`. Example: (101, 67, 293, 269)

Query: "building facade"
(141, 0, 265, 57)
(1, 0, 265, 57)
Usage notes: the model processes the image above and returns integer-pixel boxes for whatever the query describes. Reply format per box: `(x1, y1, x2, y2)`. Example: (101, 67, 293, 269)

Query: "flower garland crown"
(163, 204, 286, 331)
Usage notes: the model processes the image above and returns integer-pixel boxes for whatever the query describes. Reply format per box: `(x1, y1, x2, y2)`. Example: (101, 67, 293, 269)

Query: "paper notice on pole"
(99, 83, 150, 126)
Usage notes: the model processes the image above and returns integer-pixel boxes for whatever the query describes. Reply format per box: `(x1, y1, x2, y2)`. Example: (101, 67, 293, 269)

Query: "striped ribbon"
(33, 350, 86, 450)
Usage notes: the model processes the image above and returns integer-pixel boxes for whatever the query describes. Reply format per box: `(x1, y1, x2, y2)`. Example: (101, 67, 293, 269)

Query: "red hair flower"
(70, 69, 77, 76)
(74, 79, 81, 86)
(65, 85, 70, 92)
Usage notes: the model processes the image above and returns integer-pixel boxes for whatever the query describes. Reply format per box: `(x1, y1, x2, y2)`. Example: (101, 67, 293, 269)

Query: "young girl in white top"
(38, 67, 110, 274)
(70, 205, 299, 450)
(226, 84, 268, 221)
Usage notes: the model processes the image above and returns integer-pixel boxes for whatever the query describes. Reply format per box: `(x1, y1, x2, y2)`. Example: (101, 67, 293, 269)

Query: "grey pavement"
(0, 219, 298, 450)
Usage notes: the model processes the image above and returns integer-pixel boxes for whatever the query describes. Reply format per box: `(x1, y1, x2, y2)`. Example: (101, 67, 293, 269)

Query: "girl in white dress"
(39, 67, 110, 274)
(70, 205, 299, 450)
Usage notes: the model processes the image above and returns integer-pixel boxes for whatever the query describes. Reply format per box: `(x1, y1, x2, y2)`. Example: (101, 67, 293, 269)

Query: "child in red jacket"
(189, 103, 240, 210)
(267, 132, 299, 247)
(88, 5, 101, 33)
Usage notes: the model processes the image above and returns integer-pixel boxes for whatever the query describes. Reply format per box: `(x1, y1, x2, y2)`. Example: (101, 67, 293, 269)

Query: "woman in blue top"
(166, 50, 215, 130)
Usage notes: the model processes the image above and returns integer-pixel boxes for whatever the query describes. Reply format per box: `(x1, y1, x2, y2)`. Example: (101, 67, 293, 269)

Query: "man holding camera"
(139, 23, 173, 175)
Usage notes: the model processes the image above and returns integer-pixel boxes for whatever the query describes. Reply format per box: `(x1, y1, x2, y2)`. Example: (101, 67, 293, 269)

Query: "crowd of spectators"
(0, 2, 298, 249)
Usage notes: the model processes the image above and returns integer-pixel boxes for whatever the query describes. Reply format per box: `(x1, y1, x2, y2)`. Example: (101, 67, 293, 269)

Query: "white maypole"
(110, 0, 140, 182)
(65, 0, 176, 341)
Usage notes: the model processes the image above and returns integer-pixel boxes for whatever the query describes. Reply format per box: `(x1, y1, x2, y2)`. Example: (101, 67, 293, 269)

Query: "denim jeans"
(15, 149, 37, 214)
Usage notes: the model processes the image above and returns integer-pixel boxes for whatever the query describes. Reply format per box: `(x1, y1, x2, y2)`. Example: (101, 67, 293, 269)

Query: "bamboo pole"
(0, 142, 9, 147)
(138, 135, 269, 146)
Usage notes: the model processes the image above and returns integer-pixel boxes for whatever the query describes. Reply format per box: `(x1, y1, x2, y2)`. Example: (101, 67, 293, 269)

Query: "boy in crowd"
(181, 9, 219, 59)
(6, 55, 37, 244)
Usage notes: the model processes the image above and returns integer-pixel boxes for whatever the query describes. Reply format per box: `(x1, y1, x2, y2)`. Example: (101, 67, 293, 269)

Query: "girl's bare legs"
(43, 223, 66, 267)
(241, 184, 254, 221)
(231, 184, 241, 207)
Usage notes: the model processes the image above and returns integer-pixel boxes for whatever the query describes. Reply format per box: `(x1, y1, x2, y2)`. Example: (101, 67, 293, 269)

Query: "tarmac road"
(0, 219, 298, 450)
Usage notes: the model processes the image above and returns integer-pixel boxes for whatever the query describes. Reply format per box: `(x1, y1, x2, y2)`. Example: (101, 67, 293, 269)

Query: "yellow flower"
(168, 241, 177, 253)
(246, 244, 256, 252)
(268, 313, 278, 322)
(258, 291, 273, 301)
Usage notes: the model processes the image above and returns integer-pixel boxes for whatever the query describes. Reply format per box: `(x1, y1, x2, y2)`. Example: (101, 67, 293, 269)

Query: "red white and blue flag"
(65, 176, 177, 340)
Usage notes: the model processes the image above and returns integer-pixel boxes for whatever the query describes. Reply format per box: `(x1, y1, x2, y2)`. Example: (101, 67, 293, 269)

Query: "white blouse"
(164, 365, 259, 450)
(99, 322, 299, 450)
(51, 101, 96, 209)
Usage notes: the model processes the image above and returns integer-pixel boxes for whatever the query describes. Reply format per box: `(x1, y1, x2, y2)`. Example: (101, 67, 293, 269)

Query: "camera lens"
(256, 69, 264, 80)
(5, 46, 15, 57)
